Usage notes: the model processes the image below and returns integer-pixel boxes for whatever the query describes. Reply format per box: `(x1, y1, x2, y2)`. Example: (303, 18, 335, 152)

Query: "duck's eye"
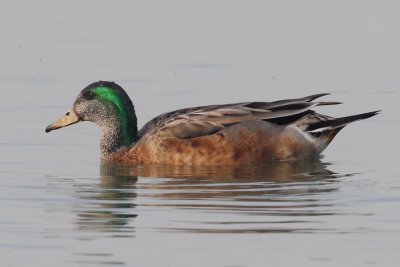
(82, 91, 95, 100)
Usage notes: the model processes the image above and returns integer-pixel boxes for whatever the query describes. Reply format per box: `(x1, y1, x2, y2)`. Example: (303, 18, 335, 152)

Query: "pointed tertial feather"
(300, 93, 330, 102)
(317, 101, 342, 106)
(242, 93, 330, 110)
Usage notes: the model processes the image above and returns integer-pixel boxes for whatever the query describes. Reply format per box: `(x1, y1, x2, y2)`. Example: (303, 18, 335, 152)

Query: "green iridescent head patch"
(88, 82, 137, 146)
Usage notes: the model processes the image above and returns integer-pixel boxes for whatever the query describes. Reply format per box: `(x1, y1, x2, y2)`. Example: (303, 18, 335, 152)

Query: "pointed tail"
(308, 110, 381, 154)
(309, 110, 381, 133)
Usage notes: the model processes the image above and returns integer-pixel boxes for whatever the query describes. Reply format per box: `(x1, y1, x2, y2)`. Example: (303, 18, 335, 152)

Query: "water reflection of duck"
(74, 164, 138, 235)
(75, 160, 344, 235)
(46, 81, 379, 165)
(101, 159, 341, 201)
(107, 159, 335, 181)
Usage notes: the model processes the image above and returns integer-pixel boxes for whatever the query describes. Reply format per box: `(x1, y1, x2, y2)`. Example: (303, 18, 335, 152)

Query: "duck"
(45, 81, 379, 165)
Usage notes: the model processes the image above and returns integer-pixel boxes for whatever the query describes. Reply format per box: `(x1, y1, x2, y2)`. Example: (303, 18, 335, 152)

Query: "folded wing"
(138, 93, 339, 139)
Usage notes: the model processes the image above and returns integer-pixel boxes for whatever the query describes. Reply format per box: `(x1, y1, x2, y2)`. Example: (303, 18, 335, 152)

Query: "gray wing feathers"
(139, 93, 334, 139)
(158, 118, 224, 139)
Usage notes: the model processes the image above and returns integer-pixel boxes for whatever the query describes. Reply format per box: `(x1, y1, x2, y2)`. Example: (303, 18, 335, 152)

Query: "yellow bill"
(45, 107, 80, 133)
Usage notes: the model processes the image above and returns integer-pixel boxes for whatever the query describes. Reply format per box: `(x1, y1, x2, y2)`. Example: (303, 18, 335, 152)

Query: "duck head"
(46, 81, 138, 155)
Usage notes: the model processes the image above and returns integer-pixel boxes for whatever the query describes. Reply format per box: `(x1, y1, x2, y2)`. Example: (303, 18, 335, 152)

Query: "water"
(1, 1, 400, 266)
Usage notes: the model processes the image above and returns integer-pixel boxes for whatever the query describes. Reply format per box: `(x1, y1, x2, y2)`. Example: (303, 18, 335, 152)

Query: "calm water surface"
(1, 1, 400, 266)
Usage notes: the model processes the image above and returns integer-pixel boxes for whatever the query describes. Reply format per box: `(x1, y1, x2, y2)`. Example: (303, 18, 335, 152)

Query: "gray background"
(0, 1, 398, 266)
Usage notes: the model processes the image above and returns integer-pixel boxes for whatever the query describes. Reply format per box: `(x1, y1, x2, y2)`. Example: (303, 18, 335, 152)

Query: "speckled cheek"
(75, 100, 106, 123)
